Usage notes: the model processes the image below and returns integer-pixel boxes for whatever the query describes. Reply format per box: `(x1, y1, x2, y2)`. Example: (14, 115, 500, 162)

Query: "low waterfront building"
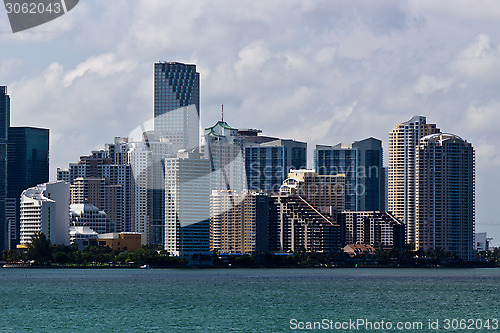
(343, 244, 376, 257)
(88, 232, 144, 251)
(70, 203, 114, 234)
(69, 226, 99, 250)
(273, 170, 345, 253)
(475, 232, 492, 252)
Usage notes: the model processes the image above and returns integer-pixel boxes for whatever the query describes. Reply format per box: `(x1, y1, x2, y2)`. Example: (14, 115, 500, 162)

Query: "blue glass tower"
(315, 137, 383, 211)
(7, 127, 49, 248)
(0, 87, 10, 250)
(154, 62, 200, 133)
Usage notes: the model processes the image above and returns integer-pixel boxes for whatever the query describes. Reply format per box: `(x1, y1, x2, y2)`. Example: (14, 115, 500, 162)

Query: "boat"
(139, 264, 150, 269)
(2, 262, 32, 268)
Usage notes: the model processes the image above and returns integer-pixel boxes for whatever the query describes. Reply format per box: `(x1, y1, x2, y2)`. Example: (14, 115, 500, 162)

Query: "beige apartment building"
(388, 116, 440, 244)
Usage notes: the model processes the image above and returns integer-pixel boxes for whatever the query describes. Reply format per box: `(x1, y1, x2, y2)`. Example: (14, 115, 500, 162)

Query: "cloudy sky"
(1, 0, 499, 244)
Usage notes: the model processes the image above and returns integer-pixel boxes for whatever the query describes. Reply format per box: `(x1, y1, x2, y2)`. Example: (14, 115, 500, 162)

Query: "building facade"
(165, 150, 211, 256)
(388, 116, 440, 244)
(280, 170, 345, 213)
(415, 133, 475, 261)
(128, 135, 172, 245)
(241, 129, 307, 193)
(338, 211, 405, 249)
(315, 137, 383, 211)
(6, 127, 49, 249)
(19, 181, 70, 246)
(58, 140, 133, 233)
(271, 170, 345, 253)
(154, 104, 199, 153)
(70, 203, 114, 234)
(210, 190, 269, 254)
(204, 120, 246, 193)
(277, 194, 341, 253)
(0, 87, 9, 250)
(154, 62, 200, 134)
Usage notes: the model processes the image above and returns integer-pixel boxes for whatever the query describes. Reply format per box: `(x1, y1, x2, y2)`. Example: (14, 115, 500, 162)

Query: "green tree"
(27, 233, 52, 264)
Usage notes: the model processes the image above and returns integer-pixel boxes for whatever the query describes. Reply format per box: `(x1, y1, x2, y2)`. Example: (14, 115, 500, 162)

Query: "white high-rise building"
(388, 116, 440, 244)
(19, 181, 70, 246)
(164, 149, 211, 256)
(128, 133, 172, 245)
(155, 105, 200, 153)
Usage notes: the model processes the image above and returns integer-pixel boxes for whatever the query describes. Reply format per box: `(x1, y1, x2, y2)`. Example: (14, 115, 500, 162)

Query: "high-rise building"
(203, 120, 246, 193)
(388, 116, 440, 244)
(57, 142, 133, 233)
(128, 133, 172, 245)
(5, 198, 16, 250)
(19, 181, 70, 246)
(280, 170, 345, 213)
(70, 177, 122, 234)
(0, 86, 9, 251)
(154, 62, 200, 135)
(7, 127, 49, 249)
(315, 137, 383, 211)
(277, 194, 341, 253)
(273, 170, 345, 253)
(240, 129, 307, 193)
(415, 133, 475, 261)
(165, 149, 211, 256)
(210, 190, 270, 254)
(154, 104, 199, 153)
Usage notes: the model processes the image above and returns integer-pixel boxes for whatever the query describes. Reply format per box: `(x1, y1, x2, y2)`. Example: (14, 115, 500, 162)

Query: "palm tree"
(27, 233, 52, 265)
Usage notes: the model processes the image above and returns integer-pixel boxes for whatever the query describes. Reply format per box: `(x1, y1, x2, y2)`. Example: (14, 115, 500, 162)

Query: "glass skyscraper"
(0, 87, 10, 251)
(314, 137, 383, 211)
(7, 127, 49, 248)
(154, 62, 200, 142)
(240, 129, 307, 193)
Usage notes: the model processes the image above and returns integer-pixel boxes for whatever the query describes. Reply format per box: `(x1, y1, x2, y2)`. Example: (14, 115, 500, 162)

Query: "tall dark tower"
(154, 62, 200, 116)
(0, 87, 10, 250)
(154, 62, 200, 139)
(7, 127, 49, 248)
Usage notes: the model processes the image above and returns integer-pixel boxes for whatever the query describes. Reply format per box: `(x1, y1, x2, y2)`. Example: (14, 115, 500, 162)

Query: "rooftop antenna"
(221, 104, 224, 122)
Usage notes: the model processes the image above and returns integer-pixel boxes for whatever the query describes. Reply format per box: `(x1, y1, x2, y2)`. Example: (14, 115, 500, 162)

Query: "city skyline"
(1, 1, 498, 244)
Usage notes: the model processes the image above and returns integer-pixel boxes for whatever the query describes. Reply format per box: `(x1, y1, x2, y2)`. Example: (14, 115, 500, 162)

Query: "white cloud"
(63, 53, 136, 87)
(234, 42, 271, 80)
(475, 141, 500, 167)
(463, 101, 500, 132)
(408, 0, 500, 20)
(414, 75, 455, 95)
(452, 34, 500, 81)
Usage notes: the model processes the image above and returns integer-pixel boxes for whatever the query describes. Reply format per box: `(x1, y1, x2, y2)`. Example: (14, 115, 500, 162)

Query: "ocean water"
(0, 268, 498, 332)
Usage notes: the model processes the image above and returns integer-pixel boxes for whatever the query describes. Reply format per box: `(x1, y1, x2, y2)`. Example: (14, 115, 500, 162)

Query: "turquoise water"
(0, 268, 498, 332)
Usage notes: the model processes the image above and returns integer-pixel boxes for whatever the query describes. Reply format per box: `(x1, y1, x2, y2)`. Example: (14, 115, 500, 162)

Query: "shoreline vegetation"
(2, 233, 498, 269)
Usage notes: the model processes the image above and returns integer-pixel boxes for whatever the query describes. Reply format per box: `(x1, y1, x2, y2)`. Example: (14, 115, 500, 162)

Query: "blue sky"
(1, 0, 499, 244)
